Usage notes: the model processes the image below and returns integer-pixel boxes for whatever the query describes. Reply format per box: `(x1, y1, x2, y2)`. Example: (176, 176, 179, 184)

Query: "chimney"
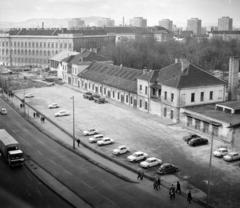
(42, 22, 44, 29)
(143, 67, 148, 74)
(228, 56, 239, 101)
(120, 64, 123, 68)
(180, 59, 189, 71)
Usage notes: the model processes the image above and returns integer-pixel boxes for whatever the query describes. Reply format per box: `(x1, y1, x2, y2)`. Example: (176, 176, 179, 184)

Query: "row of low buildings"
(49, 50, 240, 151)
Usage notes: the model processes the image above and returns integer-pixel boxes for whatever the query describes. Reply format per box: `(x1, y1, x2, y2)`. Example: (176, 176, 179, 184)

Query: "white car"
(0, 108, 7, 115)
(54, 110, 70, 117)
(48, 103, 59, 109)
(223, 152, 240, 162)
(213, 148, 229, 158)
(25, 93, 34, 98)
(127, 151, 148, 162)
(83, 129, 98, 136)
(112, 145, 129, 155)
(97, 137, 114, 146)
(89, 134, 104, 143)
(140, 157, 162, 168)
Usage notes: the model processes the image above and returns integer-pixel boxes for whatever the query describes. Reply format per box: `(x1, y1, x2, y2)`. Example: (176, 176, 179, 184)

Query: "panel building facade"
(187, 18, 202, 35)
(159, 19, 173, 31)
(218, 16, 233, 31)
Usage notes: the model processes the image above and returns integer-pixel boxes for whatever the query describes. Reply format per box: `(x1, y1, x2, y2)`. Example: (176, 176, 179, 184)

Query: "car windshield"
(133, 153, 140, 156)
(146, 159, 152, 162)
(10, 153, 23, 160)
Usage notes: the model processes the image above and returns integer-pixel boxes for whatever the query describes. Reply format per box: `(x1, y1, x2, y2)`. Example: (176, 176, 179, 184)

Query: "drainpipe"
(148, 81, 150, 113)
(177, 88, 181, 123)
(128, 92, 130, 107)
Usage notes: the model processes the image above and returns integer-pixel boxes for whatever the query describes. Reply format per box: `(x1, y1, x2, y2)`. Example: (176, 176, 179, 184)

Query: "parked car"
(140, 157, 162, 168)
(83, 129, 98, 136)
(183, 134, 200, 142)
(97, 137, 114, 146)
(25, 93, 34, 98)
(89, 134, 104, 143)
(83, 92, 93, 100)
(157, 163, 179, 174)
(48, 103, 59, 109)
(54, 110, 70, 117)
(0, 108, 7, 115)
(223, 152, 240, 162)
(112, 145, 129, 155)
(127, 151, 148, 162)
(188, 137, 208, 146)
(213, 147, 229, 158)
(93, 95, 105, 104)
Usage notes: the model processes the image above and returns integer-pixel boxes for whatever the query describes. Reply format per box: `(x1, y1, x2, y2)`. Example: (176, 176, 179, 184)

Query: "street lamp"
(22, 81, 26, 116)
(71, 96, 75, 149)
(207, 129, 215, 207)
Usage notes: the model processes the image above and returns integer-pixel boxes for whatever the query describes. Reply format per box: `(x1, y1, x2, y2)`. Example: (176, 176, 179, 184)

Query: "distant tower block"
(228, 57, 239, 101)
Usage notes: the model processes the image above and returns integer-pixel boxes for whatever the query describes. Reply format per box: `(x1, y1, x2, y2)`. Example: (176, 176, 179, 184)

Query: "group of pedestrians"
(168, 182, 192, 203)
(153, 177, 161, 190)
(33, 112, 45, 123)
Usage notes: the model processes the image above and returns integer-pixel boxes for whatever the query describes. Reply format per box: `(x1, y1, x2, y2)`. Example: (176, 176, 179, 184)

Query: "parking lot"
(14, 85, 240, 208)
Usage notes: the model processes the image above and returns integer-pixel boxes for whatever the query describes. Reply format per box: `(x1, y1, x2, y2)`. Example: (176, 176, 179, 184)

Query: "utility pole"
(71, 96, 75, 149)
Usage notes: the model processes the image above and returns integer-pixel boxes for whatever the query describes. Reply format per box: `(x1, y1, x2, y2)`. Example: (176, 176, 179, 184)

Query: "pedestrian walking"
(140, 170, 144, 180)
(77, 139, 80, 147)
(153, 179, 158, 190)
(157, 177, 161, 190)
(169, 184, 175, 199)
(137, 170, 142, 180)
(42, 117, 45, 123)
(20, 104, 22, 108)
(33, 112, 36, 118)
(41, 116, 43, 123)
(176, 181, 181, 194)
(187, 191, 192, 203)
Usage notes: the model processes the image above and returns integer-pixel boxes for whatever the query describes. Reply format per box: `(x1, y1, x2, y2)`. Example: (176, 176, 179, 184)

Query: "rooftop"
(216, 101, 240, 110)
(49, 51, 79, 62)
(184, 103, 240, 127)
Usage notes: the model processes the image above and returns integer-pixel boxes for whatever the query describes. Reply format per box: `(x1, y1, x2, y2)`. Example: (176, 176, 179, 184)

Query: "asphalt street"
(0, 97, 181, 208)
(11, 85, 240, 208)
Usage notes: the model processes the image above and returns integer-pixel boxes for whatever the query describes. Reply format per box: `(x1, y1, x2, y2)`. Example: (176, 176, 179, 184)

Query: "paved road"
(0, 97, 180, 208)
(0, 149, 73, 208)
(12, 85, 240, 208)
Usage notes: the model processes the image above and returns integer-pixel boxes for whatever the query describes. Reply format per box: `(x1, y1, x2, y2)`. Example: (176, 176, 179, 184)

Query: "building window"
(171, 93, 174, 102)
(203, 122, 209, 133)
(145, 86, 148, 95)
(152, 88, 156, 96)
(113, 91, 115, 98)
(89, 83, 91, 89)
(212, 125, 219, 136)
(140, 100, 142, 108)
(164, 108, 167, 117)
(191, 93, 195, 102)
(140, 85, 142, 91)
(145, 101, 148, 110)
(195, 119, 200, 130)
(187, 117, 192, 127)
(118, 92, 120, 100)
(218, 90, 222, 99)
(200, 92, 204, 101)
(210, 91, 213, 100)
(104, 88, 106, 95)
(126, 95, 128, 103)
(164, 91, 167, 100)
(130, 97, 133, 104)
(170, 110, 173, 119)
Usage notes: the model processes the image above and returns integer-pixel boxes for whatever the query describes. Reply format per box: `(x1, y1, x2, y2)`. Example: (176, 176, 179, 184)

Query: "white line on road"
(81, 181, 92, 189)
(49, 159, 58, 166)
(26, 173, 32, 181)
(38, 140, 44, 144)
(24, 141, 32, 147)
(102, 195, 116, 205)
(122, 192, 133, 199)
(37, 150, 43, 155)
(36, 188, 42, 196)
(64, 170, 73, 176)
(26, 189, 31, 196)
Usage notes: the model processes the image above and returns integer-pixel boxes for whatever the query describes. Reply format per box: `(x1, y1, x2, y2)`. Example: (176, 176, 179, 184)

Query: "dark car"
(83, 92, 93, 100)
(93, 94, 105, 104)
(157, 163, 178, 175)
(188, 137, 208, 147)
(183, 134, 200, 142)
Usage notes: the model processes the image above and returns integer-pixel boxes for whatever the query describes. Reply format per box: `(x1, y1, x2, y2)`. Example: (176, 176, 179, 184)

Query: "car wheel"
(117, 152, 120, 156)
(147, 165, 150, 169)
(133, 159, 136, 163)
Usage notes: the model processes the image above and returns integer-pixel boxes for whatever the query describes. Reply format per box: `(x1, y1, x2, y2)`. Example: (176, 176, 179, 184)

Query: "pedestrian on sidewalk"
(157, 177, 161, 190)
(41, 116, 43, 123)
(137, 170, 142, 180)
(33, 112, 36, 118)
(176, 181, 181, 194)
(42, 117, 45, 123)
(187, 191, 192, 203)
(20, 104, 22, 108)
(77, 139, 80, 146)
(153, 179, 158, 190)
(169, 184, 175, 199)
(140, 170, 144, 180)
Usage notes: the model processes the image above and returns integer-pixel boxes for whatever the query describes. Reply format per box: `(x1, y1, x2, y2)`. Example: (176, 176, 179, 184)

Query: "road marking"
(64, 170, 73, 176)
(37, 151, 43, 155)
(25, 141, 32, 147)
(27, 173, 32, 181)
(36, 188, 42, 196)
(63, 157, 72, 164)
(14, 188, 19, 197)
(102, 195, 116, 205)
(38, 140, 44, 144)
(49, 159, 58, 166)
(122, 192, 133, 199)
(26, 188, 31, 196)
(81, 181, 92, 189)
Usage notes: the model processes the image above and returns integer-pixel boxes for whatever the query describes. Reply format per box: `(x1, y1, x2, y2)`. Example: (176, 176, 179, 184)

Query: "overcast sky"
(0, 0, 240, 27)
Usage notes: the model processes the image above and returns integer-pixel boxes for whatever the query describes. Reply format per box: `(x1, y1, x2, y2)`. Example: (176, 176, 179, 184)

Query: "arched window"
(6, 49, 8, 55)
(25, 42, 27, 47)
(36, 42, 38, 47)
(36, 50, 38, 55)
(40, 50, 42, 56)
(2, 49, 4, 55)
(32, 50, 34, 55)
(21, 49, 23, 55)
(44, 50, 46, 56)
(29, 49, 31, 55)
(18, 49, 20, 55)
(25, 49, 27, 55)
(48, 50, 50, 56)
(32, 42, 35, 47)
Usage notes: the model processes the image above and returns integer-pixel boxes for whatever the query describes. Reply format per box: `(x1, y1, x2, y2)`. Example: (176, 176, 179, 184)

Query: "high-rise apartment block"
(68, 18, 85, 29)
(218, 16, 233, 31)
(159, 19, 173, 31)
(187, 18, 202, 35)
(130, 17, 147, 27)
(97, 18, 115, 27)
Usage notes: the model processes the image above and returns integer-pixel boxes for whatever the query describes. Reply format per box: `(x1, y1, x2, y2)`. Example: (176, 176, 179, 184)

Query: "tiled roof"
(78, 62, 143, 93)
(103, 27, 153, 35)
(156, 63, 226, 88)
(61, 55, 75, 63)
(6, 29, 107, 36)
(49, 51, 79, 62)
(138, 70, 159, 82)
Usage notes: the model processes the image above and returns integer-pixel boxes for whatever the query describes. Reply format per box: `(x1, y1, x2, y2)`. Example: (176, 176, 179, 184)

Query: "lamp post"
(207, 129, 214, 207)
(22, 81, 26, 116)
(71, 96, 75, 149)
